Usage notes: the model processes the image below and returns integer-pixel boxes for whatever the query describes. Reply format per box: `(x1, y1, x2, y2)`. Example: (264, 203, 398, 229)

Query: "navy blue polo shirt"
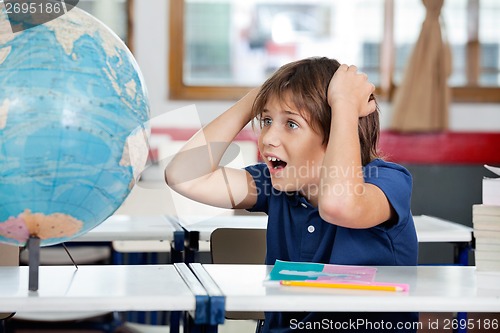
(245, 159, 419, 332)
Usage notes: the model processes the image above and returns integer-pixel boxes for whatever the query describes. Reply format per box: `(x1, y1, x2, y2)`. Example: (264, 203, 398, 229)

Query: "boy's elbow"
(318, 198, 363, 228)
(164, 165, 174, 186)
(164, 165, 184, 191)
(164, 168, 192, 197)
(318, 201, 344, 226)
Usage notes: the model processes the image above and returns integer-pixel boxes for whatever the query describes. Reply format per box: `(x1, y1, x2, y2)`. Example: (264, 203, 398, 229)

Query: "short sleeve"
(364, 159, 413, 226)
(244, 163, 271, 213)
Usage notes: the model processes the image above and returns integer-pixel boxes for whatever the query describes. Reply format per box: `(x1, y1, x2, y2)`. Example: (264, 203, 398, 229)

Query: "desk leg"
(171, 230, 185, 263)
(184, 231, 199, 264)
(182, 312, 218, 333)
(168, 311, 180, 333)
(453, 242, 472, 333)
(454, 242, 471, 266)
(203, 324, 219, 333)
(112, 250, 124, 265)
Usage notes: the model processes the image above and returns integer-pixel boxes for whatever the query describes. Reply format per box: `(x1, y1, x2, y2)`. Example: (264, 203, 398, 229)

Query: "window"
(80, 0, 134, 51)
(169, 0, 500, 102)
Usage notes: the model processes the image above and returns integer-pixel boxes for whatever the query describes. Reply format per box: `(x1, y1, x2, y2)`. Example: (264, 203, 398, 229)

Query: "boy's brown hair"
(251, 57, 380, 166)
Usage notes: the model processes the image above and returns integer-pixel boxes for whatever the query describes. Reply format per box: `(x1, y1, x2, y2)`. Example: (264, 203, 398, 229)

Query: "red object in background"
(379, 131, 500, 164)
(149, 128, 500, 165)
(265, 41, 296, 56)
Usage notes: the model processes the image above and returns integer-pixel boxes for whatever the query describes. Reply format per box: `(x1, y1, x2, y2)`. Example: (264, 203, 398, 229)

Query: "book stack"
(473, 204, 500, 271)
(474, 165, 500, 287)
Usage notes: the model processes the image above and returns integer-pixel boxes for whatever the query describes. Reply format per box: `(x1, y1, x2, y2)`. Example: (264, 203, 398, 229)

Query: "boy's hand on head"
(242, 86, 260, 112)
(327, 64, 376, 117)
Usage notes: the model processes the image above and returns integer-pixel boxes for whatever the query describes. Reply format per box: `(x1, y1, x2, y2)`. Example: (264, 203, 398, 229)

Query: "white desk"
(193, 264, 500, 313)
(76, 215, 179, 242)
(71, 215, 184, 263)
(168, 214, 267, 242)
(68, 214, 472, 265)
(73, 213, 472, 247)
(0, 264, 212, 332)
(171, 214, 472, 243)
(0, 264, 196, 313)
(413, 215, 472, 243)
(414, 215, 473, 265)
(170, 214, 473, 264)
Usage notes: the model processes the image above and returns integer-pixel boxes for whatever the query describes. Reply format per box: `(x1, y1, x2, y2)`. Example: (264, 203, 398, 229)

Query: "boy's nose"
(261, 126, 281, 147)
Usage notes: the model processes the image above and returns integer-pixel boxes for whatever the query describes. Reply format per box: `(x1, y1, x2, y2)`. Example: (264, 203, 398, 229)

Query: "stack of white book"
(474, 165, 500, 287)
(473, 204, 500, 271)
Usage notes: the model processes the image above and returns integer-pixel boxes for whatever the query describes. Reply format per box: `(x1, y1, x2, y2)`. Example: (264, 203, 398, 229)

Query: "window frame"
(169, 0, 500, 102)
(126, 0, 134, 53)
(79, 0, 135, 52)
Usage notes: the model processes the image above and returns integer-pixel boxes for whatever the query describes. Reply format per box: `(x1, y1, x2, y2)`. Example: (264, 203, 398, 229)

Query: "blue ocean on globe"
(0, 6, 150, 246)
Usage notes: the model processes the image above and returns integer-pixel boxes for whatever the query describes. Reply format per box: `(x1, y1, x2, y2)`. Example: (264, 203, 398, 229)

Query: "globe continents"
(0, 6, 150, 246)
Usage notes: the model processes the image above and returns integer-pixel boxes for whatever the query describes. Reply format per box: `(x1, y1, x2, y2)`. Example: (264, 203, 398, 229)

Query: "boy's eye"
(287, 121, 298, 130)
(261, 118, 272, 127)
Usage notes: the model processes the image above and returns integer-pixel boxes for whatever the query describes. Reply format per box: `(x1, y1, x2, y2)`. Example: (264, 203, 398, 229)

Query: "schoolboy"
(165, 57, 418, 332)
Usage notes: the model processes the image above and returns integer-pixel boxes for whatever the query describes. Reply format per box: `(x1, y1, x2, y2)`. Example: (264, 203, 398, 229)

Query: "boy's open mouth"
(268, 156, 287, 170)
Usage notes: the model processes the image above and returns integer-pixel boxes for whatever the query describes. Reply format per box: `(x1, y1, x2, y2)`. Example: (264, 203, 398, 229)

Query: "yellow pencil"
(280, 280, 406, 292)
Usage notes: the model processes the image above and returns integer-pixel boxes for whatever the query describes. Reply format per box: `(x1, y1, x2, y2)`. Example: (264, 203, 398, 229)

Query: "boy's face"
(258, 96, 326, 197)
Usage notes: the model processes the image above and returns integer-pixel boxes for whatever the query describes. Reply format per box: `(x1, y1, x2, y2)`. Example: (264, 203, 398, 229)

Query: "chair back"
(210, 228, 266, 320)
(210, 228, 266, 264)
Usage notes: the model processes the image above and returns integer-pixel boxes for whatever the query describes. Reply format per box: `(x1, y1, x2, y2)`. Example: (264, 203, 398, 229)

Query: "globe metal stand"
(27, 236, 40, 291)
(26, 238, 78, 291)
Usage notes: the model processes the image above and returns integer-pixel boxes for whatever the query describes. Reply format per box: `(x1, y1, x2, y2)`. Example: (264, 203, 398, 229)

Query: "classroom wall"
(133, 0, 500, 131)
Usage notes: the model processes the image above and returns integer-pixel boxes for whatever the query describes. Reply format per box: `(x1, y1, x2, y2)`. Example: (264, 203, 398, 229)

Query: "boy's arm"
(318, 65, 392, 228)
(164, 89, 259, 209)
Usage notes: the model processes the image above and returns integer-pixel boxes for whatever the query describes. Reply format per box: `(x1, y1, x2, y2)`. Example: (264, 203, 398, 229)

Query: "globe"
(0, 6, 150, 247)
